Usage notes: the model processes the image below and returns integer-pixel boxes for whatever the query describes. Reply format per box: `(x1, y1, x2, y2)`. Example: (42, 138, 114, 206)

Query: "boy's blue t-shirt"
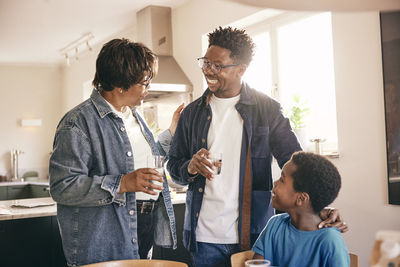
(252, 213, 350, 267)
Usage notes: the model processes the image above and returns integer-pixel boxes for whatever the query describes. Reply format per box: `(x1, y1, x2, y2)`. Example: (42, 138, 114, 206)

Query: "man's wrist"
(187, 164, 197, 176)
(186, 170, 199, 183)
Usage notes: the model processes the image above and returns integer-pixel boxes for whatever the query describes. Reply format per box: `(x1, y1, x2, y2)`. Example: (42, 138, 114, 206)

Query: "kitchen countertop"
(0, 197, 56, 221)
(0, 192, 187, 221)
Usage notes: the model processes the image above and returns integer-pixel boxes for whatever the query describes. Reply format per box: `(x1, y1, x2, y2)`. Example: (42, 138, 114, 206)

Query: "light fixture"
(59, 32, 94, 66)
(64, 53, 70, 66)
(20, 119, 42, 127)
(75, 47, 79, 61)
(86, 40, 93, 51)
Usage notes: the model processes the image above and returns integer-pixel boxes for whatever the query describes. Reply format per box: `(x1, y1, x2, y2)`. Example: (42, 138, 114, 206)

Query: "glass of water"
(209, 152, 223, 175)
(147, 155, 165, 192)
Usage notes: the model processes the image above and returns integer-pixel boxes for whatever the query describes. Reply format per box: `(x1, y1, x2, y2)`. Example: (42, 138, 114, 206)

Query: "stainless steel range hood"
(136, 6, 193, 100)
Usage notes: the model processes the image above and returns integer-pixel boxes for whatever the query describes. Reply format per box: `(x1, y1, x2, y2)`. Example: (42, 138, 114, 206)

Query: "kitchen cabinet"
(0, 186, 6, 200)
(0, 216, 67, 267)
(0, 183, 50, 200)
(6, 185, 30, 200)
(29, 184, 51, 198)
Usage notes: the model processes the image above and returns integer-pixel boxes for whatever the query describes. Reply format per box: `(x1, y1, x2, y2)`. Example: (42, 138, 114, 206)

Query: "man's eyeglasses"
(197, 57, 239, 74)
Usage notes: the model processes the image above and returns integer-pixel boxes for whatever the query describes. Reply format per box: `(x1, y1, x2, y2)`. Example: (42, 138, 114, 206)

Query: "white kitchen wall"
(0, 64, 62, 178)
(330, 12, 399, 267)
(171, 1, 400, 266)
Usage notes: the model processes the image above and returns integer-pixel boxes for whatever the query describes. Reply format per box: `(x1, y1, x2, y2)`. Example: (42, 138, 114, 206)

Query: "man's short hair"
(291, 151, 341, 213)
(92, 38, 157, 92)
(208, 26, 255, 65)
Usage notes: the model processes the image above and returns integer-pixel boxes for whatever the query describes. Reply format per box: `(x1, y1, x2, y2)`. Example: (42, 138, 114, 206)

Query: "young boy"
(252, 151, 350, 266)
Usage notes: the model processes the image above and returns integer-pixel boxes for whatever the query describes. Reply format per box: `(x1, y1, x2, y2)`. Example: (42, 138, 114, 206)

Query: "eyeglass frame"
(138, 78, 151, 90)
(197, 57, 240, 74)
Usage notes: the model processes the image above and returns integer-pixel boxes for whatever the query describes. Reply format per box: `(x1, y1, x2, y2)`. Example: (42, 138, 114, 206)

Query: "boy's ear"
(295, 192, 310, 206)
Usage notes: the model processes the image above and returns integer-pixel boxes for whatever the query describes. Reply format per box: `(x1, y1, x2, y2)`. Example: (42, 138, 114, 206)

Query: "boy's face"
(271, 159, 299, 212)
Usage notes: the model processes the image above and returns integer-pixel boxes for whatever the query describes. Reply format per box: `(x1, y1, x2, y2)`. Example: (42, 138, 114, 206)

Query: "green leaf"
(287, 94, 310, 130)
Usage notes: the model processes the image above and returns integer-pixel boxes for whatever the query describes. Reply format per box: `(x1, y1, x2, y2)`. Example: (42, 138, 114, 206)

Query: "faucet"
(10, 149, 24, 182)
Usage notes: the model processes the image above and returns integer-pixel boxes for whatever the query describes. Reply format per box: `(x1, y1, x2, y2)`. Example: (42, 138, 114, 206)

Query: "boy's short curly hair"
(291, 152, 341, 213)
(208, 26, 255, 65)
(92, 38, 157, 92)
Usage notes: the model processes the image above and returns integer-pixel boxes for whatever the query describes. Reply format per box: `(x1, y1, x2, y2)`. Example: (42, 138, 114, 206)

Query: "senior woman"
(49, 38, 183, 266)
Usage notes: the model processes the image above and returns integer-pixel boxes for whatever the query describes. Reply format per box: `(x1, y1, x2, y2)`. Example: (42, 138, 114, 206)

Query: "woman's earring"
(119, 89, 123, 94)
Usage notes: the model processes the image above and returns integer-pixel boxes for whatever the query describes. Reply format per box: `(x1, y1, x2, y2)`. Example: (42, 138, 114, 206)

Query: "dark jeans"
(191, 242, 241, 267)
(137, 205, 157, 259)
(190, 234, 260, 267)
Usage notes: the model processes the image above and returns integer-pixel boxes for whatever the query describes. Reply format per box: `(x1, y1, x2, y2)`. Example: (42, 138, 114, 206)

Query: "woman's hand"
(119, 168, 164, 195)
(168, 103, 184, 136)
(318, 207, 349, 233)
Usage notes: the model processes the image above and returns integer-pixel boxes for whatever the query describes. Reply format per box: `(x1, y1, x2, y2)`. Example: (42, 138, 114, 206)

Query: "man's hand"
(168, 103, 184, 136)
(187, 148, 215, 180)
(318, 207, 348, 233)
(119, 168, 164, 195)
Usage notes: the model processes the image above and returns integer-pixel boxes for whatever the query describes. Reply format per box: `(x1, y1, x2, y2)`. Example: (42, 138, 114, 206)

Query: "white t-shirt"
(196, 94, 243, 244)
(105, 101, 158, 201)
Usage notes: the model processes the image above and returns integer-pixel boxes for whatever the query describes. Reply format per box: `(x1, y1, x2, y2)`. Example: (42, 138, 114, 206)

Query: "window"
(243, 32, 272, 96)
(243, 12, 338, 154)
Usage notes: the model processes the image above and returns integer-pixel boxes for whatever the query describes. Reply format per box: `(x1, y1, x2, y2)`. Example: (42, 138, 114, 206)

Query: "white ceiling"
(0, 0, 188, 65)
(227, 0, 400, 12)
(1, 0, 399, 65)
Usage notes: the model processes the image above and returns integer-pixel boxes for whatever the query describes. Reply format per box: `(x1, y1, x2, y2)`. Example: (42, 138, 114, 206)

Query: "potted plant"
(286, 95, 310, 149)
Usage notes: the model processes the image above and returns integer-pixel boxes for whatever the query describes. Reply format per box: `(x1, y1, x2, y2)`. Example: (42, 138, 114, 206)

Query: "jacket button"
(127, 151, 132, 157)
(207, 116, 211, 120)
(120, 127, 125, 131)
(129, 210, 134, 215)
(132, 238, 136, 243)
(196, 212, 199, 217)
(198, 188, 203, 193)
(201, 138, 205, 143)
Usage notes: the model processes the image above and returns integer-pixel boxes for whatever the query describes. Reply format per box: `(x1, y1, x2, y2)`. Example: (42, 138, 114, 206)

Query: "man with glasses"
(167, 27, 348, 266)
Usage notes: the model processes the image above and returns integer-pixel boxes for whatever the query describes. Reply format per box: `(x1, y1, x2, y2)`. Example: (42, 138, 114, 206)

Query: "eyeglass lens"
(198, 58, 220, 73)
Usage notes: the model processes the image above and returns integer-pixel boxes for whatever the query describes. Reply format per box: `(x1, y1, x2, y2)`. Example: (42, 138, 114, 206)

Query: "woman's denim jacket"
(167, 83, 301, 252)
(49, 89, 177, 266)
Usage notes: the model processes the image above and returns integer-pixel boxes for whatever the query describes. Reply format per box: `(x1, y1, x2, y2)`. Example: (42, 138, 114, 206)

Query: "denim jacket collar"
(91, 88, 141, 121)
(199, 82, 256, 107)
(90, 88, 115, 119)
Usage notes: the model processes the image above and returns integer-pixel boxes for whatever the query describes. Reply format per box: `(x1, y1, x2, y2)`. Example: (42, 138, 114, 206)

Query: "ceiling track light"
(86, 40, 93, 51)
(64, 53, 70, 66)
(75, 47, 79, 61)
(59, 32, 94, 66)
